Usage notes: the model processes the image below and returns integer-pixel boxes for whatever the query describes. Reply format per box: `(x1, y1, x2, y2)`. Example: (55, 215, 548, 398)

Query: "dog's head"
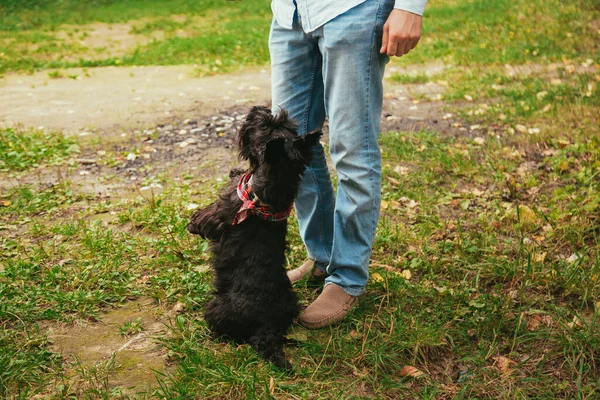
(237, 106, 322, 210)
(238, 106, 322, 172)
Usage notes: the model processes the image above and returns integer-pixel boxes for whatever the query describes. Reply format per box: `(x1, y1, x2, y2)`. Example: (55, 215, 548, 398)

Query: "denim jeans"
(269, 0, 394, 296)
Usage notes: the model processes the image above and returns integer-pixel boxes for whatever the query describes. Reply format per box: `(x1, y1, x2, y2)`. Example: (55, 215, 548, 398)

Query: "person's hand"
(380, 9, 422, 57)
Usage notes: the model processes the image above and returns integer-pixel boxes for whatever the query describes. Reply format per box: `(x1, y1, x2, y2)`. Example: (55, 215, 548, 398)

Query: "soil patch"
(47, 298, 171, 394)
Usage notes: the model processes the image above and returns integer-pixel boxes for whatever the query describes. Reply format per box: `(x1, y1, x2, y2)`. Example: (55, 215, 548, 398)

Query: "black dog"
(186, 106, 321, 370)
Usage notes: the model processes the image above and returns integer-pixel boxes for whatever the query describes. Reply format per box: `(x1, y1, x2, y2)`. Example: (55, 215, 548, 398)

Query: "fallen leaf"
(567, 316, 584, 329)
(517, 205, 536, 224)
(171, 302, 185, 314)
(527, 315, 543, 331)
(0, 200, 11, 207)
(401, 269, 412, 280)
(269, 377, 275, 396)
(387, 177, 401, 186)
(394, 165, 409, 175)
(371, 273, 384, 283)
(399, 365, 425, 378)
(348, 330, 362, 340)
(493, 356, 516, 375)
(515, 124, 528, 134)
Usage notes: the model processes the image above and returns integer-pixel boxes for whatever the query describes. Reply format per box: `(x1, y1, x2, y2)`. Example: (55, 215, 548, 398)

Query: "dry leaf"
(171, 302, 185, 314)
(394, 165, 409, 175)
(401, 269, 412, 280)
(0, 200, 11, 207)
(348, 330, 362, 340)
(567, 316, 584, 329)
(533, 252, 547, 263)
(387, 177, 401, 186)
(399, 365, 425, 378)
(515, 124, 528, 134)
(493, 356, 516, 375)
(269, 377, 275, 396)
(371, 273, 384, 283)
(527, 315, 543, 331)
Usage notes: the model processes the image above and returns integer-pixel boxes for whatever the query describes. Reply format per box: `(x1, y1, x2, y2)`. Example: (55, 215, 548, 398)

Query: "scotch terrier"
(186, 106, 321, 370)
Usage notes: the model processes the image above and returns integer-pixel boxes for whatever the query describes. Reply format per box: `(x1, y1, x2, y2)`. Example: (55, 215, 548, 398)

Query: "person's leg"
(299, 0, 394, 328)
(269, 16, 333, 273)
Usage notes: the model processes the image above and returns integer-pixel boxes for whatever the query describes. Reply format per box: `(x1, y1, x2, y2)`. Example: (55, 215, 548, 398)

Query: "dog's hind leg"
(248, 330, 291, 372)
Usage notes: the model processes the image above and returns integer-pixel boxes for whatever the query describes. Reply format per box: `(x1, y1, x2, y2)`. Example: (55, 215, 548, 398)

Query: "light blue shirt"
(272, 0, 427, 33)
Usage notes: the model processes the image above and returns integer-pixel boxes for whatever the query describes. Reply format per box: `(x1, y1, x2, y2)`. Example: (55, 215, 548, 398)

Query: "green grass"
(0, 127, 78, 171)
(0, 0, 272, 74)
(399, 0, 600, 65)
(1, 0, 598, 74)
(1, 0, 599, 398)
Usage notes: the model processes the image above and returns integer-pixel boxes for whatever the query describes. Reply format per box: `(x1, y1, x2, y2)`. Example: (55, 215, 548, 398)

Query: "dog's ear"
(238, 106, 274, 162)
(291, 129, 322, 153)
(302, 129, 322, 147)
(280, 130, 322, 164)
(265, 137, 286, 164)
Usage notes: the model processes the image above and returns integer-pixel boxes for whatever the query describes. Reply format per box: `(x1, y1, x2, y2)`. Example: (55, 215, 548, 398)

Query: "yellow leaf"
(0, 200, 11, 207)
(517, 205, 536, 225)
(269, 377, 275, 396)
(401, 269, 412, 280)
(533, 252, 547, 263)
(371, 273, 384, 283)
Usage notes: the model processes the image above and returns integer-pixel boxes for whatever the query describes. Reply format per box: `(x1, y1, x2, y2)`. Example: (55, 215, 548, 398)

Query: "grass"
(0, 127, 78, 171)
(0, 0, 272, 74)
(0, 0, 599, 398)
(1, 0, 598, 74)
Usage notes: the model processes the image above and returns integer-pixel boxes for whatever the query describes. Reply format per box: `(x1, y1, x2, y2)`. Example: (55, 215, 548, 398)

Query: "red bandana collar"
(231, 172, 293, 225)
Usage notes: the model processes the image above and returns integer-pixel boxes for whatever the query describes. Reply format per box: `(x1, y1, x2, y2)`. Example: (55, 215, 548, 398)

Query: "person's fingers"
(386, 34, 399, 57)
(396, 38, 411, 57)
(411, 36, 421, 50)
(380, 24, 389, 54)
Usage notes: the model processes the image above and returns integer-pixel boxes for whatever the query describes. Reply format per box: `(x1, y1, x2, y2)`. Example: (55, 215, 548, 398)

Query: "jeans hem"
(325, 281, 365, 297)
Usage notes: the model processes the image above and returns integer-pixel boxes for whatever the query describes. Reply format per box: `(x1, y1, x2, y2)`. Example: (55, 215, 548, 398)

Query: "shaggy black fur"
(186, 106, 322, 370)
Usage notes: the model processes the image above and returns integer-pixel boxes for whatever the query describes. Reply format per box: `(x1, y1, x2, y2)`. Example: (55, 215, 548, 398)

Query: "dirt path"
(0, 63, 448, 136)
(0, 65, 273, 135)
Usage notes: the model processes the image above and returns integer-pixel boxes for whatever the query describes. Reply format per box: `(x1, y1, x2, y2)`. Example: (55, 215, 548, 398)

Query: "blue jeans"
(269, 0, 393, 296)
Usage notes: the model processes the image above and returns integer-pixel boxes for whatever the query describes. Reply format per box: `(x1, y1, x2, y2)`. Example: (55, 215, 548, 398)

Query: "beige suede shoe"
(287, 259, 329, 284)
(287, 259, 314, 283)
(298, 283, 358, 329)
